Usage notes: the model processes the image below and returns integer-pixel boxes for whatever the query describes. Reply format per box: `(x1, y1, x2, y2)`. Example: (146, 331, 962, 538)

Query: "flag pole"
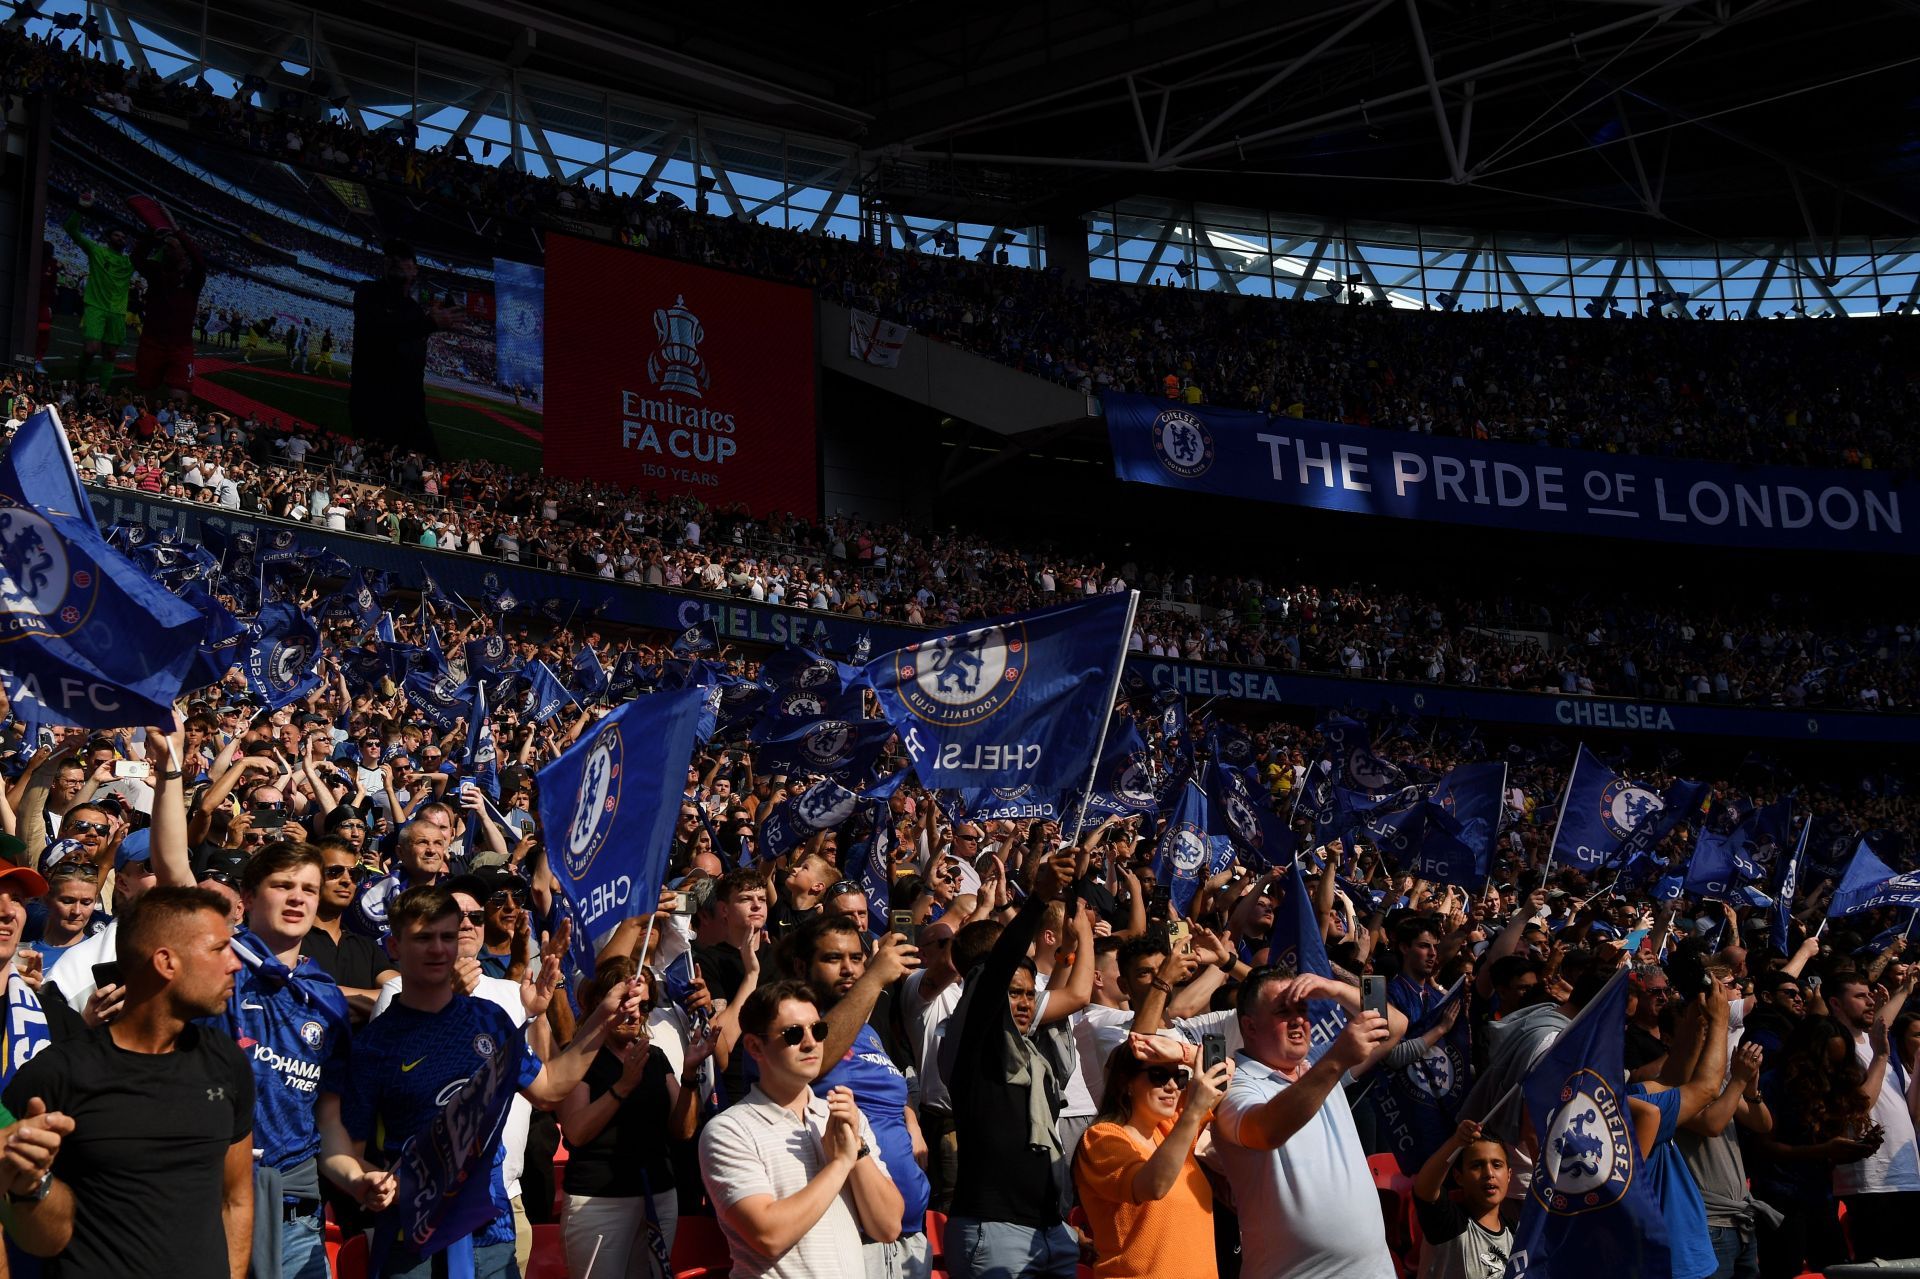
(1065, 590, 1140, 849)
(1538, 744, 1582, 891)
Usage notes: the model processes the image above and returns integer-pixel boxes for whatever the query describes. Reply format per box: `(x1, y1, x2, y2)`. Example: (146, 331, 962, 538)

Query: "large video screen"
(543, 234, 818, 517)
(42, 107, 543, 471)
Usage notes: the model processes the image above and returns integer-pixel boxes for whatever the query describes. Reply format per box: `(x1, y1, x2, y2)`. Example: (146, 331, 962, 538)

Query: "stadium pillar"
(1, 94, 52, 367)
(1046, 218, 1089, 279)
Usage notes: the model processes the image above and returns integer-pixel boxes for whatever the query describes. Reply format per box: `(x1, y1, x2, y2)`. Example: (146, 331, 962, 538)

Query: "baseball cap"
(115, 828, 152, 869)
(324, 806, 369, 832)
(197, 849, 249, 886)
(39, 838, 87, 875)
(0, 864, 49, 898)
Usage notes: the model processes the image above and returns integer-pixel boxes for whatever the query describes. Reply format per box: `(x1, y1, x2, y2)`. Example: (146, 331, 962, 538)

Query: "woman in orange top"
(1073, 1036, 1234, 1279)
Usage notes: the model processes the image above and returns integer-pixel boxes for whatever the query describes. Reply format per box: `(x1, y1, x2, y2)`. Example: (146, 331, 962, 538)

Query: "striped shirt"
(699, 1085, 885, 1279)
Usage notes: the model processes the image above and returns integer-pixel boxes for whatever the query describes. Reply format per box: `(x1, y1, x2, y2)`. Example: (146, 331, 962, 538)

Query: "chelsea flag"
(536, 689, 706, 980)
(861, 592, 1135, 791)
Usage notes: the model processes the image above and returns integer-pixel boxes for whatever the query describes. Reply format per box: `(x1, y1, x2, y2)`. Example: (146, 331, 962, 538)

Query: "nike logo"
(240, 1001, 265, 1011)
(400, 1058, 426, 1073)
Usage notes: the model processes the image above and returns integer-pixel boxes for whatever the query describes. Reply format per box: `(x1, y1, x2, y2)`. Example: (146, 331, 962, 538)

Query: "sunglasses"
(457, 910, 486, 926)
(488, 889, 529, 908)
(1144, 1066, 1191, 1089)
(322, 864, 370, 883)
(121, 859, 152, 875)
(66, 819, 111, 837)
(769, 1019, 831, 1047)
(203, 871, 240, 889)
(48, 863, 99, 881)
(826, 880, 861, 900)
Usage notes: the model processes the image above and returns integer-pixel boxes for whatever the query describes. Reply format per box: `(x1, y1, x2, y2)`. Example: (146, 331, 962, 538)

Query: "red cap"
(0, 864, 49, 898)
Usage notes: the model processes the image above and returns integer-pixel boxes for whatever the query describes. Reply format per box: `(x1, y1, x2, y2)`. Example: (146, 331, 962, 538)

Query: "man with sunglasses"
(700, 979, 903, 1279)
(471, 868, 536, 980)
(298, 838, 396, 1022)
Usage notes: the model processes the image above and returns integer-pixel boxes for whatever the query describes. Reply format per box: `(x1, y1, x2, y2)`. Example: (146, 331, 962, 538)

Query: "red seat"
(926, 1209, 948, 1277)
(333, 1233, 367, 1279)
(524, 1222, 568, 1279)
(671, 1214, 732, 1279)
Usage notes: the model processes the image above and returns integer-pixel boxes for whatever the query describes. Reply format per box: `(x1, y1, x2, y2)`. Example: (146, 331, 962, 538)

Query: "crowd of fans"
(10, 364, 1913, 715)
(4, 23, 1918, 477)
(0, 634, 1912, 1279)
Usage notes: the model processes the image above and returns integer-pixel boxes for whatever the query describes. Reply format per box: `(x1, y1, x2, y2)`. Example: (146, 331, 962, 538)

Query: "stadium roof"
(130, 0, 1920, 239)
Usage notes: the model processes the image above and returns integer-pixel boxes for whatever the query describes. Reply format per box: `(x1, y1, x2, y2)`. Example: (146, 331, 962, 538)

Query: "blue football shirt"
(224, 957, 351, 1175)
(816, 1022, 930, 1235)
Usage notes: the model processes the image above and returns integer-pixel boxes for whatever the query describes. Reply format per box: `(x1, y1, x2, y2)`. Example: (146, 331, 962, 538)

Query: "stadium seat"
(1367, 1153, 1422, 1279)
(333, 1232, 367, 1279)
(925, 1209, 947, 1277)
(671, 1213, 732, 1279)
(524, 1223, 568, 1279)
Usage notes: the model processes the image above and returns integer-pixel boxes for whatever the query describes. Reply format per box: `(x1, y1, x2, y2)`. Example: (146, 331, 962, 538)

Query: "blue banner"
(1510, 968, 1671, 1278)
(1429, 762, 1506, 887)
(380, 1024, 525, 1268)
(863, 593, 1133, 791)
(1549, 746, 1660, 871)
(88, 491, 1920, 744)
(534, 689, 706, 978)
(1263, 858, 1348, 1065)
(1774, 821, 1809, 953)
(1827, 841, 1920, 918)
(0, 409, 201, 726)
(403, 669, 474, 733)
(752, 717, 895, 784)
(523, 660, 577, 724)
(1105, 392, 1917, 554)
(1152, 781, 1213, 916)
(959, 785, 1061, 822)
(241, 605, 322, 710)
(465, 682, 499, 801)
(760, 779, 861, 862)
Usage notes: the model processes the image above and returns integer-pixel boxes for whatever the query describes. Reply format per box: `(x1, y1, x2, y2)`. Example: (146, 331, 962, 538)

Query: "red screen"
(543, 235, 818, 517)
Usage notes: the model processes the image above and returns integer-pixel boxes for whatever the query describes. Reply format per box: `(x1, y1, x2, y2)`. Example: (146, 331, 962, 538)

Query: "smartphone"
(1148, 886, 1171, 920)
(1361, 974, 1389, 1019)
(889, 909, 918, 944)
(113, 760, 151, 780)
(91, 961, 123, 991)
(1201, 1032, 1227, 1073)
(666, 891, 688, 915)
(1167, 918, 1191, 954)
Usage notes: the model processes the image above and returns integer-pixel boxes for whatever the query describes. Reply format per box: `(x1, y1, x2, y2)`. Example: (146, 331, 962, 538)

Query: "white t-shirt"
(1214, 1055, 1397, 1279)
(1834, 1029, 1920, 1195)
(46, 919, 119, 1007)
(901, 969, 962, 1112)
(1036, 971, 1095, 1120)
(372, 974, 534, 1198)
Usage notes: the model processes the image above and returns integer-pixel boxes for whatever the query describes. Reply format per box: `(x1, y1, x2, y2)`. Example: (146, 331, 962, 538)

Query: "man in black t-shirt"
(5, 887, 255, 1279)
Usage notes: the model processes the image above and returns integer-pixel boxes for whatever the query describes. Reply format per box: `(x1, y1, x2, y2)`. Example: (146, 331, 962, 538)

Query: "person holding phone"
(1073, 1034, 1233, 1278)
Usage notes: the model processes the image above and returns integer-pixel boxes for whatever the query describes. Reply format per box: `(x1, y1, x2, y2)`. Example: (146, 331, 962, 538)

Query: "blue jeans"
(381, 1239, 519, 1279)
(1708, 1223, 1759, 1279)
(944, 1219, 1077, 1279)
(282, 1208, 330, 1279)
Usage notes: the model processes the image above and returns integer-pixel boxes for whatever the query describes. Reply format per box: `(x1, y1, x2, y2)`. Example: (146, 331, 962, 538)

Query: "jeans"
(1707, 1224, 1759, 1279)
(282, 1208, 331, 1279)
(383, 1239, 519, 1279)
(944, 1219, 1077, 1279)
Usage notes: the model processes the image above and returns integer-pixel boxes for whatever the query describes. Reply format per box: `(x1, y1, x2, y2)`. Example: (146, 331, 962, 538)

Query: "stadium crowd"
(1, 24, 1919, 1279)
(8, 363, 1913, 715)
(3, 23, 1918, 476)
(0, 607, 1912, 1279)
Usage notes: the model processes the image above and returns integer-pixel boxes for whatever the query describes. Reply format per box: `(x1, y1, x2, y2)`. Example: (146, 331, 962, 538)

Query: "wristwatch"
(856, 1141, 872, 1162)
(8, 1169, 51, 1205)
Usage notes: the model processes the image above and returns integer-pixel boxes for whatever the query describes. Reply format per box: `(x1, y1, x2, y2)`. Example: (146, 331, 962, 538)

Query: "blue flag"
(1428, 762, 1507, 887)
(1827, 841, 1920, 919)
(465, 682, 499, 801)
(959, 785, 1061, 823)
(1152, 781, 1213, 916)
(1319, 714, 1407, 794)
(1377, 976, 1474, 1174)
(854, 797, 895, 933)
(1204, 757, 1293, 869)
(671, 617, 720, 656)
(1264, 857, 1349, 1064)
(523, 660, 577, 724)
(178, 582, 247, 693)
(375, 1024, 526, 1273)
(241, 605, 322, 710)
(1082, 717, 1160, 816)
(1548, 745, 1663, 871)
(862, 592, 1133, 791)
(0, 408, 201, 726)
(421, 622, 448, 676)
(403, 670, 474, 733)
(1682, 812, 1759, 901)
(418, 567, 454, 612)
(753, 717, 895, 783)
(573, 645, 608, 698)
(1509, 967, 1671, 1278)
(535, 689, 706, 981)
(1773, 819, 1809, 954)
(1616, 778, 1712, 866)
(761, 779, 861, 862)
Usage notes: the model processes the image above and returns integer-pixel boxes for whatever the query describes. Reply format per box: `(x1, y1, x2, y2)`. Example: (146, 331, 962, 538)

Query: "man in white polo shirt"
(700, 979, 902, 1279)
(1212, 967, 1401, 1279)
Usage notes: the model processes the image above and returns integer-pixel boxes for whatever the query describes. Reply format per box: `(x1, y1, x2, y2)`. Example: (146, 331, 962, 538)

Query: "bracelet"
(608, 1085, 631, 1103)
(1218, 956, 1237, 974)
(1149, 978, 1174, 993)
(159, 770, 183, 781)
